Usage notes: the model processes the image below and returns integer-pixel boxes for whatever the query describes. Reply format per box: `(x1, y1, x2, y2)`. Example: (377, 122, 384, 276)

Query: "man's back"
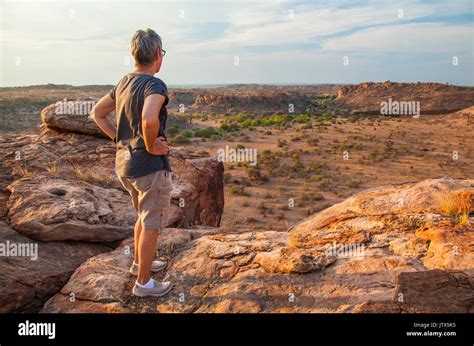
(110, 72, 170, 178)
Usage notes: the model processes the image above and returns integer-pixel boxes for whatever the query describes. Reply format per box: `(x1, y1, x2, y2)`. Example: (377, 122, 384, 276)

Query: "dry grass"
(45, 163, 59, 176)
(436, 191, 471, 226)
(72, 162, 115, 188)
(15, 162, 31, 178)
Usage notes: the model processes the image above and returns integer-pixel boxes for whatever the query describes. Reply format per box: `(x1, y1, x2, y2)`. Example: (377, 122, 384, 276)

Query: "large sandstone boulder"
(42, 178, 473, 313)
(40, 100, 111, 138)
(0, 221, 109, 312)
(7, 174, 135, 242)
(41, 227, 219, 313)
(392, 270, 473, 313)
(290, 178, 474, 272)
(0, 105, 225, 313)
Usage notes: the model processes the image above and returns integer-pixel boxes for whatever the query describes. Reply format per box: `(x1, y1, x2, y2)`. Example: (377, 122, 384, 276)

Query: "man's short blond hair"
(131, 28, 162, 66)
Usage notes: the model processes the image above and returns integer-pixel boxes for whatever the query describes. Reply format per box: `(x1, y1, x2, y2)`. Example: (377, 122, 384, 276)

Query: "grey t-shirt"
(109, 72, 171, 178)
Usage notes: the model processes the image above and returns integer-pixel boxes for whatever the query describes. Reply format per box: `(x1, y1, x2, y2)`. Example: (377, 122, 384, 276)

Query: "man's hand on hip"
(149, 136, 169, 156)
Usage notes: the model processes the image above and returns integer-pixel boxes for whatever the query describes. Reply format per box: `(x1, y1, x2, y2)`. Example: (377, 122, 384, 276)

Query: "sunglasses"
(162, 49, 166, 57)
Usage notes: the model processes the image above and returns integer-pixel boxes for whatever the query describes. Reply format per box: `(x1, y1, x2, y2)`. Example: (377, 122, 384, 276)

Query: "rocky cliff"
(0, 101, 224, 312)
(41, 178, 473, 313)
(335, 82, 474, 114)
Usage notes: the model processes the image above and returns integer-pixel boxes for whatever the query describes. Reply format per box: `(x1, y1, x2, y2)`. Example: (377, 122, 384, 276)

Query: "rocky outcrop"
(290, 178, 473, 241)
(335, 82, 474, 114)
(7, 175, 136, 242)
(0, 221, 109, 312)
(0, 130, 224, 229)
(0, 99, 225, 313)
(40, 227, 219, 313)
(393, 270, 473, 313)
(167, 85, 341, 115)
(37, 99, 224, 228)
(456, 105, 474, 123)
(41, 178, 473, 313)
(40, 100, 110, 138)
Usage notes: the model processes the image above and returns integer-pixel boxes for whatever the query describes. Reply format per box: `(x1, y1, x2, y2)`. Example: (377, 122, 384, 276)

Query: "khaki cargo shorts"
(118, 170, 172, 230)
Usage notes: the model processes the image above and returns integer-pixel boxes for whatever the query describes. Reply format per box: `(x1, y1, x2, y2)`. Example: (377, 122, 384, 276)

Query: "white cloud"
(1, 0, 472, 86)
(321, 22, 472, 53)
(178, 0, 473, 53)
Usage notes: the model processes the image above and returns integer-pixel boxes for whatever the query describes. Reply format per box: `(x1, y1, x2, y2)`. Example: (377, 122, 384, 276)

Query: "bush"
(347, 180, 361, 188)
(181, 130, 192, 138)
(246, 166, 268, 184)
(193, 127, 222, 138)
(277, 139, 287, 148)
(229, 185, 251, 196)
(221, 123, 240, 132)
(167, 125, 179, 136)
(223, 173, 232, 183)
(170, 135, 190, 145)
(368, 149, 379, 161)
(291, 136, 301, 142)
(292, 114, 312, 123)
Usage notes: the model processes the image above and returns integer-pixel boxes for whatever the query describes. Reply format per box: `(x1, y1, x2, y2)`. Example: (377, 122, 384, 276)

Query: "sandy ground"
(176, 113, 473, 232)
(0, 85, 472, 232)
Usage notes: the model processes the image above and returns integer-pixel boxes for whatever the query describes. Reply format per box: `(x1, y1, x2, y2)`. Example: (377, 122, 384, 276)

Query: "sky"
(0, 0, 473, 86)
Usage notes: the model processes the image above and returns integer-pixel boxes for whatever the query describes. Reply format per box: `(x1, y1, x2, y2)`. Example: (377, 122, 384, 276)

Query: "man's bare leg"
(137, 228, 159, 285)
(134, 219, 142, 265)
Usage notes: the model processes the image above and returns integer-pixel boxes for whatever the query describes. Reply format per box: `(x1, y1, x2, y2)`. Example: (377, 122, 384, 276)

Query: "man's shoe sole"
(132, 284, 173, 297)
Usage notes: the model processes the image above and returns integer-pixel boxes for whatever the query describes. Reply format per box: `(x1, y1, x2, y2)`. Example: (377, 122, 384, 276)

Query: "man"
(90, 28, 173, 297)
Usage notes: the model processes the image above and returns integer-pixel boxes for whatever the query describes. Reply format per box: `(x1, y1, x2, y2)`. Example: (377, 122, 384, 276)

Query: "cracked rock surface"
(41, 178, 473, 313)
(0, 104, 225, 312)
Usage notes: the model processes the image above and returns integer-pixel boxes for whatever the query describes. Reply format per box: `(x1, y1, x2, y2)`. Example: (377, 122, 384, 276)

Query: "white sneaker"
(132, 279, 173, 297)
(129, 260, 167, 276)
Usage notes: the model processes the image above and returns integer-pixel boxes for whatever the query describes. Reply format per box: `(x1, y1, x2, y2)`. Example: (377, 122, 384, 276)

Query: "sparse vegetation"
(436, 192, 471, 225)
(72, 162, 115, 188)
(169, 134, 191, 145)
(45, 163, 60, 176)
(15, 162, 31, 178)
(229, 185, 251, 197)
(193, 127, 222, 138)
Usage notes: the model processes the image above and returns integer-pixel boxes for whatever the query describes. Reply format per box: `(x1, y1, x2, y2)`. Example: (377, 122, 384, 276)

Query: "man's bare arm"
(90, 94, 116, 140)
(142, 94, 168, 155)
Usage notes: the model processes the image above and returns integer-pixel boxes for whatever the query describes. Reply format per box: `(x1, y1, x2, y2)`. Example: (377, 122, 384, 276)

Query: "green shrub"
(181, 130, 192, 138)
(292, 114, 311, 123)
(193, 127, 222, 138)
(221, 123, 240, 132)
(167, 125, 179, 136)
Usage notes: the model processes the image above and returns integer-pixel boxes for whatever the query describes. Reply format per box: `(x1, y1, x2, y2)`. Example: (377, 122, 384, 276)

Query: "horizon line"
(1, 81, 473, 89)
